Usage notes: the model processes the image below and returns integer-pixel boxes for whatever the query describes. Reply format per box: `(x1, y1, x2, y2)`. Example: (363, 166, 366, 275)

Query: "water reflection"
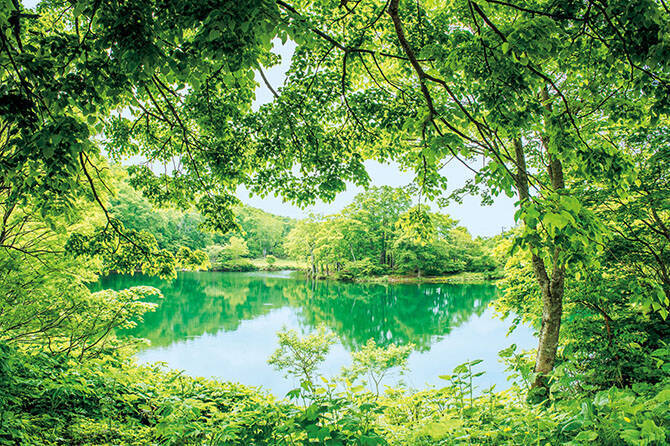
(283, 280, 496, 350)
(98, 271, 497, 350)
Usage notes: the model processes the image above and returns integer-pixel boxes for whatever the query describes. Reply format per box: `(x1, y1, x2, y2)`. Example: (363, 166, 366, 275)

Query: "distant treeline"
(285, 187, 502, 280)
(110, 172, 501, 278)
(109, 169, 294, 271)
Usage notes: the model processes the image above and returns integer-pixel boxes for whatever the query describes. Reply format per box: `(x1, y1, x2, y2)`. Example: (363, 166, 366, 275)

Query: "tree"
(284, 217, 322, 275)
(343, 339, 414, 396)
(270, 0, 669, 388)
(592, 135, 670, 309)
(340, 186, 412, 268)
(1, 0, 368, 255)
(233, 206, 294, 257)
(108, 168, 214, 251)
(0, 186, 164, 358)
(221, 236, 250, 261)
(285, 190, 489, 278)
(393, 206, 470, 277)
(268, 327, 336, 388)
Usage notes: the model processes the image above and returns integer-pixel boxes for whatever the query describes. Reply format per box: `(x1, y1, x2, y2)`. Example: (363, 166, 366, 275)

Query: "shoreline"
(205, 259, 501, 285)
(350, 271, 500, 284)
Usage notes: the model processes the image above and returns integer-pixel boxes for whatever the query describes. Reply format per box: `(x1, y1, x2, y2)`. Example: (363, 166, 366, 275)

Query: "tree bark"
(513, 138, 565, 388)
(310, 250, 316, 277)
(380, 232, 386, 265)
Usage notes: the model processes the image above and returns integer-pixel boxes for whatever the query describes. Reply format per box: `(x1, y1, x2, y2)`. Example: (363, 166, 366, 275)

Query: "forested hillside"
(109, 168, 295, 270)
(111, 173, 499, 279)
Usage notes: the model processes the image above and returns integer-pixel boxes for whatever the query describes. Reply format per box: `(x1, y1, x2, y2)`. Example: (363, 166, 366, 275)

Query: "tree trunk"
(513, 138, 565, 388)
(534, 263, 564, 383)
(310, 250, 316, 277)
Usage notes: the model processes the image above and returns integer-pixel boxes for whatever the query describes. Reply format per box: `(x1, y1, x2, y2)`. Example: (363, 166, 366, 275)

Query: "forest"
(284, 186, 500, 280)
(110, 168, 499, 279)
(1, 0, 669, 445)
(109, 168, 296, 270)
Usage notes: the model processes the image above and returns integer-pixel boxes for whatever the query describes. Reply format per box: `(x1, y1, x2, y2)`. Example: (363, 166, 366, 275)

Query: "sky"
(21, 0, 516, 237)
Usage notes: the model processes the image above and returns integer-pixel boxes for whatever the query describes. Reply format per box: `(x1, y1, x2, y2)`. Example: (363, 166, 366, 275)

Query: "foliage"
(109, 168, 295, 259)
(268, 327, 336, 388)
(0, 343, 289, 445)
(335, 258, 384, 281)
(235, 206, 294, 258)
(497, 143, 670, 390)
(220, 236, 250, 261)
(0, 242, 160, 358)
(0, 179, 165, 358)
(270, 330, 670, 446)
(207, 236, 256, 271)
(175, 246, 210, 271)
(2, 0, 670, 444)
(2, 0, 355, 238)
(285, 187, 496, 279)
(343, 339, 414, 396)
(275, 0, 670, 384)
(109, 168, 214, 251)
(2, 339, 667, 446)
(379, 372, 670, 446)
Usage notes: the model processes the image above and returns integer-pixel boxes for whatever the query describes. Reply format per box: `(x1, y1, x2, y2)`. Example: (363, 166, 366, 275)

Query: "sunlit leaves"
(268, 326, 336, 386)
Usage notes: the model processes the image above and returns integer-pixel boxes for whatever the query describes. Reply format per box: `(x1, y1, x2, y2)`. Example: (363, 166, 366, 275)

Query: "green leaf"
(574, 431, 598, 441)
(543, 212, 569, 230)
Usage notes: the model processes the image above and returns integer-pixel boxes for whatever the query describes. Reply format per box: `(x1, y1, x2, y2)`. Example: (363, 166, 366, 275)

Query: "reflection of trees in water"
(96, 272, 290, 347)
(285, 281, 497, 351)
(96, 273, 496, 351)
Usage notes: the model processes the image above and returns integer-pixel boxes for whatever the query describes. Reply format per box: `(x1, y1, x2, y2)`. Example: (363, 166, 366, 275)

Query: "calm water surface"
(96, 271, 536, 396)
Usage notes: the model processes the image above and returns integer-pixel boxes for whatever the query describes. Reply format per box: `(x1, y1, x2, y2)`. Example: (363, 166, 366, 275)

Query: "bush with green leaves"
(268, 327, 337, 389)
(343, 339, 414, 396)
(1, 327, 669, 446)
(0, 343, 289, 445)
(335, 258, 385, 281)
(266, 329, 670, 446)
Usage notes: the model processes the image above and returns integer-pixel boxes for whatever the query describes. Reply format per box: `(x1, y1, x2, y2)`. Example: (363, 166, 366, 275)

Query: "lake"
(96, 271, 536, 397)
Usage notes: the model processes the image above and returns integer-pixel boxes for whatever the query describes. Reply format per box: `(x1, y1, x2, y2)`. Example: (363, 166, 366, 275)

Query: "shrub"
(335, 258, 383, 281)
(219, 259, 256, 272)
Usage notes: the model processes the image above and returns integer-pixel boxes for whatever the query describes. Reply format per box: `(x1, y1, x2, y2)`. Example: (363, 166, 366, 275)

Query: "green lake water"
(96, 271, 536, 396)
